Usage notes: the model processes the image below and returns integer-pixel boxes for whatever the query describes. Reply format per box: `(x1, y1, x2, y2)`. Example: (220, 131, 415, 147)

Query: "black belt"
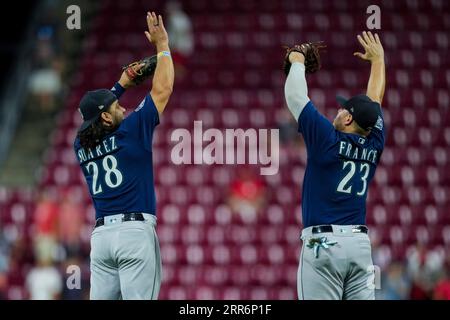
(95, 213, 145, 228)
(312, 225, 368, 234)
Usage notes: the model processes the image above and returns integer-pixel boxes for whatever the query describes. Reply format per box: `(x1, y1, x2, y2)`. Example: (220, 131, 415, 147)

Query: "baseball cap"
(336, 94, 381, 131)
(78, 89, 117, 132)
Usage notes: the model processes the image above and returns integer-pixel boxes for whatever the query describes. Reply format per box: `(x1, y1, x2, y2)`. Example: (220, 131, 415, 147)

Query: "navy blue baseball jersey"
(298, 101, 385, 228)
(74, 94, 159, 219)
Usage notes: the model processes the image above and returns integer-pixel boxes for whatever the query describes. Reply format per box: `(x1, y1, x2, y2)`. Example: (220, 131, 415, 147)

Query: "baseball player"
(73, 12, 174, 299)
(284, 31, 386, 299)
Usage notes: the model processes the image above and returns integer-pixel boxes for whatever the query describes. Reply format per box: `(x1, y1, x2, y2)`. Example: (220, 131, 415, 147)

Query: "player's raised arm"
(283, 42, 325, 121)
(284, 52, 310, 121)
(145, 11, 174, 114)
(354, 31, 386, 105)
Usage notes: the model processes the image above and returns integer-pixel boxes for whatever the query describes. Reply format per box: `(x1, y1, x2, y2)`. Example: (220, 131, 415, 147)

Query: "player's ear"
(100, 111, 113, 126)
(345, 113, 353, 126)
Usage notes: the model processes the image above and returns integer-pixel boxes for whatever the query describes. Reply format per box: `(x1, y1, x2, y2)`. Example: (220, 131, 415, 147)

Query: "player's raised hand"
(144, 11, 168, 47)
(354, 31, 384, 63)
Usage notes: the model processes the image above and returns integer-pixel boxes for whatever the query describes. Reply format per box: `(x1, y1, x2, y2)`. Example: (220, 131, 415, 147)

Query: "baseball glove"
(283, 41, 326, 76)
(122, 55, 157, 86)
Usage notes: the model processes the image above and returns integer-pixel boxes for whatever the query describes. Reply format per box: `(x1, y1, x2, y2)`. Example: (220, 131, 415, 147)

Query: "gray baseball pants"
(298, 224, 375, 300)
(90, 213, 161, 300)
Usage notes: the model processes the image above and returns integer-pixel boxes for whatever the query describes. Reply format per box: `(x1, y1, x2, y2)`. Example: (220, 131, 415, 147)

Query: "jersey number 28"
(337, 161, 370, 196)
(85, 155, 123, 195)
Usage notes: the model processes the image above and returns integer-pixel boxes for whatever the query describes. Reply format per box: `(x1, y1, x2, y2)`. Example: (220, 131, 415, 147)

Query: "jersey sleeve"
(369, 105, 386, 149)
(110, 82, 126, 99)
(297, 101, 335, 155)
(122, 94, 160, 150)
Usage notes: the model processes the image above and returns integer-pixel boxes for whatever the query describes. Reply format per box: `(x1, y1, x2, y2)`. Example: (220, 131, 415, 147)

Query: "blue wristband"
(111, 82, 125, 99)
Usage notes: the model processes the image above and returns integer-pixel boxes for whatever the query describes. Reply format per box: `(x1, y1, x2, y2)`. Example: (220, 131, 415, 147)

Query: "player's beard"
(104, 117, 121, 133)
(115, 113, 124, 127)
(110, 110, 125, 131)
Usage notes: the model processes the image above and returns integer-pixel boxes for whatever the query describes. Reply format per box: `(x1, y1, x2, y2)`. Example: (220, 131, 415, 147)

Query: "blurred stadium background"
(0, 0, 449, 300)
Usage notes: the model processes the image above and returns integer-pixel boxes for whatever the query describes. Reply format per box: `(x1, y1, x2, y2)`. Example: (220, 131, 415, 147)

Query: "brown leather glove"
(283, 41, 326, 76)
(122, 55, 157, 86)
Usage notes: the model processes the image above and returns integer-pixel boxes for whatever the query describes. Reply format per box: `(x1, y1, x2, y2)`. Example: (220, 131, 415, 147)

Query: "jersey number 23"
(336, 161, 370, 196)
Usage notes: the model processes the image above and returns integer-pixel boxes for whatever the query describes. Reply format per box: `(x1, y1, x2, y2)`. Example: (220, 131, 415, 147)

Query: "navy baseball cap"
(78, 89, 117, 132)
(336, 94, 380, 131)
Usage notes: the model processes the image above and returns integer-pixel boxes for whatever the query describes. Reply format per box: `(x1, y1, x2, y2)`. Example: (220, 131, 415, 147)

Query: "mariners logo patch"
(374, 116, 383, 130)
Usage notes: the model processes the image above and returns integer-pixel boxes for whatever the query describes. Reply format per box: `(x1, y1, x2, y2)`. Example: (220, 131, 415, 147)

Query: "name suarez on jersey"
(338, 140, 378, 164)
(76, 135, 118, 164)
